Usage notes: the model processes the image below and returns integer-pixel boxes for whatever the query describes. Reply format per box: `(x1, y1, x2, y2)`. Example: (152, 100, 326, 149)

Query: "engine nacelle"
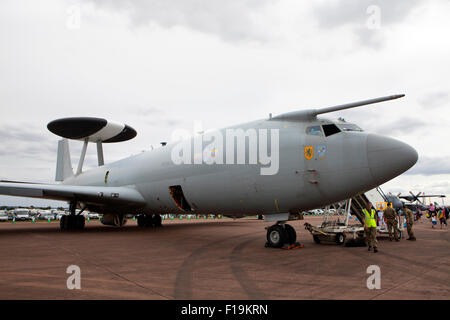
(100, 214, 127, 227)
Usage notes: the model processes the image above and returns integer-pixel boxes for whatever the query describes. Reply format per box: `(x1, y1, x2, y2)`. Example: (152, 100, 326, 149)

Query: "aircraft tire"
(284, 224, 297, 244)
(68, 215, 76, 230)
(145, 214, 154, 227)
(266, 225, 287, 248)
(77, 215, 85, 230)
(60, 215, 67, 230)
(152, 214, 162, 227)
(137, 215, 146, 228)
(65, 215, 74, 230)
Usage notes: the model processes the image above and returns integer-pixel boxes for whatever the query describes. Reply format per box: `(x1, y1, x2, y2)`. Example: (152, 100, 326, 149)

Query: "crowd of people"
(363, 201, 448, 253)
(420, 204, 449, 229)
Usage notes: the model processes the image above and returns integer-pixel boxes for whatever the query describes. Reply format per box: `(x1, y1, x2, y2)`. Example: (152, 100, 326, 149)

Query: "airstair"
(304, 186, 400, 245)
(349, 187, 387, 223)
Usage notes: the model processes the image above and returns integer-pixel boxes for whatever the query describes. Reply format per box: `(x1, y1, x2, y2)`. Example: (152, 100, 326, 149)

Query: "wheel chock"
(281, 242, 304, 250)
(265, 242, 304, 249)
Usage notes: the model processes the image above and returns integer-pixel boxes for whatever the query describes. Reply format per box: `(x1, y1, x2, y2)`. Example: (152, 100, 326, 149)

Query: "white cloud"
(312, 0, 425, 49)
(418, 91, 449, 109)
(85, 0, 278, 42)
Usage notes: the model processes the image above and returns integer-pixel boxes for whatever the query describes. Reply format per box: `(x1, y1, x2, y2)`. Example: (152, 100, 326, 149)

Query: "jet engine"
(100, 214, 127, 227)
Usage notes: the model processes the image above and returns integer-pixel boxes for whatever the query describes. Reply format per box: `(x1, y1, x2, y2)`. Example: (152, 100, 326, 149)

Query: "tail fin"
(55, 139, 74, 181)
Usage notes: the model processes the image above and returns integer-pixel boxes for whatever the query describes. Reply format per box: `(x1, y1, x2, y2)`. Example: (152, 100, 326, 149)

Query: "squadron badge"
(317, 145, 327, 159)
(304, 146, 313, 160)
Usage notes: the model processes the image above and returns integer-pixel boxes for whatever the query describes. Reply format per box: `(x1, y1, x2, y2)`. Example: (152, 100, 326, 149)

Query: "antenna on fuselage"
(272, 94, 405, 121)
(315, 94, 404, 115)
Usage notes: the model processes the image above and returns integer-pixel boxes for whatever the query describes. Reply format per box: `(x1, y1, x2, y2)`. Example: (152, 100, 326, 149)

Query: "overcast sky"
(0, 0, 449, 207)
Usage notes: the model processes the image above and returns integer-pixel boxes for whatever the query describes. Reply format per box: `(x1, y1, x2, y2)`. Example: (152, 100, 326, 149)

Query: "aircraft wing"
(415, 195, 446, 198)
(0, 181, 146, 207)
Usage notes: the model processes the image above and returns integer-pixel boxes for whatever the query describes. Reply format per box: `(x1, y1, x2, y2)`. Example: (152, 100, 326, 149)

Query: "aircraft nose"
(367, 134, 418, 185)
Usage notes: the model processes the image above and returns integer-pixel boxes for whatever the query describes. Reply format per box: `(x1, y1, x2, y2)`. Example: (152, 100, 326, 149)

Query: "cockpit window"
(338, 123, 363, 132)
(322, 124, 341, 137)
(306, 126, 324, 137)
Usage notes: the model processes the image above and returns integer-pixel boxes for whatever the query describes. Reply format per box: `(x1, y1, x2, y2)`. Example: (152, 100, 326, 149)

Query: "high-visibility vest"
(362, 208, 377, 228)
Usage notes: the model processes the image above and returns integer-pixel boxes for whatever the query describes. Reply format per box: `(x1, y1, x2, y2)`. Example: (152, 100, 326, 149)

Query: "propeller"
(409, 191, 423, 203)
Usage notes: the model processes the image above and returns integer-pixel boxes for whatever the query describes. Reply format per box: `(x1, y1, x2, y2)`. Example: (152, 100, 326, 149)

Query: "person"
(429, 203, 436, 216)
(362, 202, 378, 252)
(415, 207, 421, 221)
(403, 204, 416, 241)
(437, 208, 447, 229)
(384, 202, 399, 241)
(431, 214, 437, 228)
(377, 208, 385, 229)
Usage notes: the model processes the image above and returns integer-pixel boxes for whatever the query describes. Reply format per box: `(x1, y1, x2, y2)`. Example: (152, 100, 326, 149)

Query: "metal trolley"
(304, 199, 365, 246)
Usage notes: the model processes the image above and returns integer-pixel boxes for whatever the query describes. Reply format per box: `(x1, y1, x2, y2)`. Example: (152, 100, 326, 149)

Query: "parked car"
(13, 208, 31, 221)
(88, 213, 100, 219)
(37, 210, 56, 220)
(309, 209, 324, 215)
(28, 209, 39, 217)
(0, 210, 9, 222)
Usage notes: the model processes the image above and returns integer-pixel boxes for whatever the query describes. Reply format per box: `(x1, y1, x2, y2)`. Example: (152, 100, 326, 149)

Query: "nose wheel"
(265, 223, 298, 248)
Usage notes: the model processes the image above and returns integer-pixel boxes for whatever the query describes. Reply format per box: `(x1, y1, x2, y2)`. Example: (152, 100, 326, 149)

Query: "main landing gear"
(60, 201, 85, 231)
(265, 223, 301, 249)
(137, 214, 162, 228)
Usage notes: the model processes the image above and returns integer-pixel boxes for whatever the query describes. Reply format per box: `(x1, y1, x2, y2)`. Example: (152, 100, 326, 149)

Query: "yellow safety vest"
(362, 208, 377, 228)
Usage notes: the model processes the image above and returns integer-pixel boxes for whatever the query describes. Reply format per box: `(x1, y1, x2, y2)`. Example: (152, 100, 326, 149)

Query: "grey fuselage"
(62, 117, 418, 217)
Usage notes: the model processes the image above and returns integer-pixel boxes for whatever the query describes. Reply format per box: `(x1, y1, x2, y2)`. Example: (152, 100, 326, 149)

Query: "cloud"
(134, 107, 163, 117)
(418, 91, 449, 109)
(86, 0, 276, 42)
(405, 156, 450, 176)
(368, 117, 427, 136)
(312, 0, 424, 48)
(0, 125, 56, 161)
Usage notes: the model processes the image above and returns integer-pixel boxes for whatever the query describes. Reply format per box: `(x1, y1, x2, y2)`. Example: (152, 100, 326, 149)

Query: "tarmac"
(0, 216, 448, 300)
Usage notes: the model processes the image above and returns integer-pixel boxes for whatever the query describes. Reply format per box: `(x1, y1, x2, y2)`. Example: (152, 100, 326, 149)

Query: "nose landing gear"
(265, 223, 302, 249)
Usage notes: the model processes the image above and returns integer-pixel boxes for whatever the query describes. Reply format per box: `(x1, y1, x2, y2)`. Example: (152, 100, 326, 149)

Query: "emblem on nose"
(317, 145, 327, 159)
(304, 146, 313, 160)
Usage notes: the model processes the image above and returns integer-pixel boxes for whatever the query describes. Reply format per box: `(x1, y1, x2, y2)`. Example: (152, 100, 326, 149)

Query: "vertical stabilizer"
(56, 139, 74, 181)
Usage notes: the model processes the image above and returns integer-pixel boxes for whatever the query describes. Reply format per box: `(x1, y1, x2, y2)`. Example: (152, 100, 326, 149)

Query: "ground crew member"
(362, 202, 378, 253)
(403, 204, 416, 241)
(384, 202, 399, 241)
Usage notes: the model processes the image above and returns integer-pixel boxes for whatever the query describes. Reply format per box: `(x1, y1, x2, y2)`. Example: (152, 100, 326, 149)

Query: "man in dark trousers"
(384, 202, 399, 241)
(363, 202, 378, 252)
(403, 204, 416, 241)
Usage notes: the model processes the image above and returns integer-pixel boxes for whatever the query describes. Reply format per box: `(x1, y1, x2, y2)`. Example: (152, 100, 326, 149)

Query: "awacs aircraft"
(0, 94, 418, 247)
